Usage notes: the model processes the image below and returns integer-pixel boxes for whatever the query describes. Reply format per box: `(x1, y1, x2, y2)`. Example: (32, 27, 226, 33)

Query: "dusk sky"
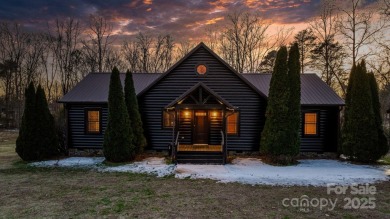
(0, 0, 379, 42)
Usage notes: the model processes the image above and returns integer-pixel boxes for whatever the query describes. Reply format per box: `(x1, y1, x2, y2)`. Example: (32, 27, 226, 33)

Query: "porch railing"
(172, 131, 180, 163)
(221, 130, 227, 164)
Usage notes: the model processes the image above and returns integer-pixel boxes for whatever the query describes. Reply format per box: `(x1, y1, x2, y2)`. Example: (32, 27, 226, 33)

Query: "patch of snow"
(29, 157, 389, 186)
(30, 157, 105, 168)
(175, 158, 390, 186)
(101, 157, 175, 177)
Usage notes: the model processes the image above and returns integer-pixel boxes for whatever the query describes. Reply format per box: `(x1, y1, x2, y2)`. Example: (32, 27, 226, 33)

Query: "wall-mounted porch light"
(183, 110, 191, 118)
(211, 111, 219, 118)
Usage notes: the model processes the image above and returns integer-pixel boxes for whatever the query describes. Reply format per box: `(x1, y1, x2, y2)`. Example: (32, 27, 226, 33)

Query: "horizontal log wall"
(140, 47, 265, 151)
(301, 106, 339, 152)
(67, 104, 107, 149)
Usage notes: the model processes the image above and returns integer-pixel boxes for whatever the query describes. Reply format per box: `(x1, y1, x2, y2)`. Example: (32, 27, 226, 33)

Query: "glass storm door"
(193, 110, 209, 144)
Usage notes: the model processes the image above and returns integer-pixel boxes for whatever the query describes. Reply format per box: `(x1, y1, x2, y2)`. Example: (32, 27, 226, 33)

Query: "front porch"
(165, 83, 238, 164)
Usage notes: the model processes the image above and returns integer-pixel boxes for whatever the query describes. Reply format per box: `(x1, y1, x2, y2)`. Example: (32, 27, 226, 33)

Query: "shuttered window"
(227, 112, 239, 135)
(304, 113, 317, 135)
(86, 109, 101, 134)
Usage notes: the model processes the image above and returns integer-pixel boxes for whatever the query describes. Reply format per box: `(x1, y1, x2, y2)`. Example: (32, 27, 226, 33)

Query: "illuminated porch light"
(183, 110, 191, 118)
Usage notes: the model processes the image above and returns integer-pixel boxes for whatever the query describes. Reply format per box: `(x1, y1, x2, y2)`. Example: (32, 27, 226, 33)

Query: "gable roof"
(137, 42, 267, 98)
(60, 72, 344, 106)
(59, 43, 344, 106)
(58, 73, 160, 103)
(243, 73, 345, 106)
(165, 82, 236, 109)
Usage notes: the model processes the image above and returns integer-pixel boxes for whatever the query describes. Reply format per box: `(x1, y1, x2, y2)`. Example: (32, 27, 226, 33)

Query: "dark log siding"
(301, 106, 339, 152)
(67, 104, 108, 148)
(178, 110, 192, 145)
(209, 111, 223, 145)
(140, 47, 266, 151)
(64, 46, 341, 153)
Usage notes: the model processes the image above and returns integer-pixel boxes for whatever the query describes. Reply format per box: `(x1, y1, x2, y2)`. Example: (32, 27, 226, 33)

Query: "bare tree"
(24, 33, 46, 85)
(121, 32, 176, 73)
(219, 11, 271, 73)
(136, 32, 153, 72)
(310, 0, 339, 84)
(149, 34, 175, 72)
(104, 48, 125, 72)
(337, 0, 387, 65)
(204, 26, 221, 51)
(384, 0, 390, 16)
(293, 28, 317, 74)
(122, 40, 140, 73)
(50, 18, 83, 95)
(82, 14, 113, 72)
(0, 60, 17, 126)
(211, 11, 292, 73)
(0, 22, 29, 127)
(371, 0, 390, 88)
(176, 41, 196, 59)
(38, 33, 60, 102)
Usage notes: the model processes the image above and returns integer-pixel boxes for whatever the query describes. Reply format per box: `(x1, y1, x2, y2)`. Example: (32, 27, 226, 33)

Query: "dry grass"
(0, 130, 19, 170)
(0, 131, 389, 218)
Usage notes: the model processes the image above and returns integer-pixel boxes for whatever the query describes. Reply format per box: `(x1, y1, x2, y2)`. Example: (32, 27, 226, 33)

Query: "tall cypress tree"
(368, 73, 389, 158)
(103, 67, 135, 162)
(260, 46, 291, 163)
(286, 43, 301, 156)
(341, 64, 357, 156)
(342, 60, 378, 162)
(16, 82, 37, 161)
(35, 85, 59, 159)
(125, 70, 147, 153)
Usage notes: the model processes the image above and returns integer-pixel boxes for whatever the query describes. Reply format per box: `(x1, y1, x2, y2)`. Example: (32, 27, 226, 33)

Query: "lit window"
(86, 110, 100, 134)
(304, 113, 317, 135)
(163, 111, 175, 128)
(227, 112, 239, 135)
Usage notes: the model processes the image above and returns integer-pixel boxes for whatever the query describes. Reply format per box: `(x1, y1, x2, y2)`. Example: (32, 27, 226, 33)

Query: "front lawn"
(0, 131, 389, 218)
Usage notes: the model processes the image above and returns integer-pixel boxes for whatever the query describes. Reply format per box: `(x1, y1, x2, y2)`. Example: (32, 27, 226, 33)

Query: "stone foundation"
(228, 151, 261, 156)
(68, 148, 104, 157)
(298, 152, 339, 159)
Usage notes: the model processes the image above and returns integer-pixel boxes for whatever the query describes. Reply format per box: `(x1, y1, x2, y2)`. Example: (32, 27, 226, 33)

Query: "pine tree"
(342, 60, 378, 162)
(103, 67, 135, 162)
(286, 43, 301, 156)
(35, 85, 59, 159)
(341, 64, 357, 156)
(16, 82, 37, 161)
(260, 46, 291, 163)
(368, 73, 389, 158)
(125, 70, 147, 153)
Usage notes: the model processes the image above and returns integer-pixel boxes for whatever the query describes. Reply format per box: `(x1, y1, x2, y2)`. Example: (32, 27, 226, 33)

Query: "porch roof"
(165, 82, 236, 109)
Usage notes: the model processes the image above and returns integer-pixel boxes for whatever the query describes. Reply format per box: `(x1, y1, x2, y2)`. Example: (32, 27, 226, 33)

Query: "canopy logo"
(282, 183, 377, 212)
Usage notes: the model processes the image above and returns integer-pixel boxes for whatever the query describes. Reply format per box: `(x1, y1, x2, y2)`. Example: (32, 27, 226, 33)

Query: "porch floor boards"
(177, 144, 222, 152)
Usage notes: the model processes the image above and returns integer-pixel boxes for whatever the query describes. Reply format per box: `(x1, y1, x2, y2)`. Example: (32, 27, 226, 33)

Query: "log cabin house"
(59, 43, 345, 164)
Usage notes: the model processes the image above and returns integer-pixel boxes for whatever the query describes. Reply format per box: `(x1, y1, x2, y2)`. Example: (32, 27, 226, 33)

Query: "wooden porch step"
(177, 144, 222, 152)
(176, 151, 224, 164)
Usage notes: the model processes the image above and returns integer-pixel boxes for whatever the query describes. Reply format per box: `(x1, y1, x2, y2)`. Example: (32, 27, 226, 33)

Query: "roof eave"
(301, 103, 345, 107)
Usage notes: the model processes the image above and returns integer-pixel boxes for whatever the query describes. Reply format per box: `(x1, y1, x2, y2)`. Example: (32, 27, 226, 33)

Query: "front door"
(193, 110, 209, 144)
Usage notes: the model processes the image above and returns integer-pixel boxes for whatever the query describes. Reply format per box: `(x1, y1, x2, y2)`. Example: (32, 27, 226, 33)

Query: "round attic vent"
(196, 64, 207, 75)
